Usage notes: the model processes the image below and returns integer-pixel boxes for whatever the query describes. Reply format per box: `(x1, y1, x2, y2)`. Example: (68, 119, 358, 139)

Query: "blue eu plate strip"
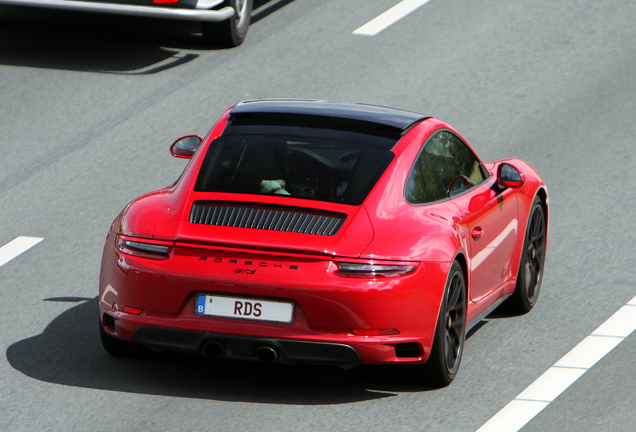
(196, 294, 206, 315)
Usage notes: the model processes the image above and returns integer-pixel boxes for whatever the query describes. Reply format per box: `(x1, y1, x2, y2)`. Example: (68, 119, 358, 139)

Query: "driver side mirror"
(497, 163, 526, 188)
(170, 135, 203, 159)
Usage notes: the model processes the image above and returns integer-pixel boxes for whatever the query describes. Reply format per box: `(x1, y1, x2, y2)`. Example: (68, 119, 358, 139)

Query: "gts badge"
(199, 256, 300, 271)
(235, 269, 256, 274)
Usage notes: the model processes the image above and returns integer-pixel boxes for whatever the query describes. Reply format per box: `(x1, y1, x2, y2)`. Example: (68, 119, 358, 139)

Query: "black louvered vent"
(190, 203, 346, 236)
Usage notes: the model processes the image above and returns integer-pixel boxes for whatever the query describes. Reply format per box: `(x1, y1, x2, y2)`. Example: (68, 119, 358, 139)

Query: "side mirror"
(497, 163, 526, 188)
(170, 135, 203, 159)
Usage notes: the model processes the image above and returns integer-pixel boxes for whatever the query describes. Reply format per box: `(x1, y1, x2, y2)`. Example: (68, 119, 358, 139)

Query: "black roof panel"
(231, 99, 428, 131)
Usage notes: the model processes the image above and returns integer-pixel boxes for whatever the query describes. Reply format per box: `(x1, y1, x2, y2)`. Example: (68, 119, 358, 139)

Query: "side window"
(405, 131, 489, 204)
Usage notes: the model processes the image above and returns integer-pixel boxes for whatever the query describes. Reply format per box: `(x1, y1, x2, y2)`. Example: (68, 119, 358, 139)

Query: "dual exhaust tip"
(201, 340, 226, 358)
(255, 345, 279, 363)
(202, 340, 279, 363)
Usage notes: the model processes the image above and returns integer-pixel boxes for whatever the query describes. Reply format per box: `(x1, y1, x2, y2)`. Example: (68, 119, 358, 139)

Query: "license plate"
(195, 294, 294, 323)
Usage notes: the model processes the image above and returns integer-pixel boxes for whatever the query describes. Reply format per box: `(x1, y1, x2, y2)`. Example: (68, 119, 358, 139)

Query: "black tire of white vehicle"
(202, 0, 253, 47)
(99, 317, 149, 357)
(423, 261, 466, 387)
(507, 196, 546, 314)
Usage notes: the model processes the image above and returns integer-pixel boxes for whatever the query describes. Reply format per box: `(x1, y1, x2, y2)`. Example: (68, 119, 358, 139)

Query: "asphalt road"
(1, 0, 636, 431)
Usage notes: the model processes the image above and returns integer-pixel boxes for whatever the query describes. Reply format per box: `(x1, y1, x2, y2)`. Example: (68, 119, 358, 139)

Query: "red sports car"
(99, 99, 548, 386)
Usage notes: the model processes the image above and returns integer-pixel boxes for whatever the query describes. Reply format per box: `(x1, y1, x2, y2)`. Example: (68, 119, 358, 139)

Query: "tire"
(99, 317, 149, 357)
(507, 196, 546, 314)
(423, 261, 466, 387)
(201, 0, 253, 48)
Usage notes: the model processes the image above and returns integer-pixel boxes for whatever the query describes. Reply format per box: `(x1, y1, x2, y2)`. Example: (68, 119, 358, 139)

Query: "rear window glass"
(194, 135, 394, 205)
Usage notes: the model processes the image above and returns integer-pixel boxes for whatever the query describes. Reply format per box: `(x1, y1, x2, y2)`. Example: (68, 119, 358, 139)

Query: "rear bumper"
(100, 304, 437, 364)
(0, 0, 234, 21)
(132, 326, 363, 365)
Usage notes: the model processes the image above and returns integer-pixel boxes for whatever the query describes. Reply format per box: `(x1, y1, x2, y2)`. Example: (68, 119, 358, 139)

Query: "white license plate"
(195, 294, 294, 323)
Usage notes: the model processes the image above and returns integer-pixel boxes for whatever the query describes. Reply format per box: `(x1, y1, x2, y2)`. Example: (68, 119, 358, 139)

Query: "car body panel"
(451, 179, 519, 302)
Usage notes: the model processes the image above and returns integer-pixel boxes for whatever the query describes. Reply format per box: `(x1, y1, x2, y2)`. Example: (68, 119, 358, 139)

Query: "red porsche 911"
(99, 99, 548, 386)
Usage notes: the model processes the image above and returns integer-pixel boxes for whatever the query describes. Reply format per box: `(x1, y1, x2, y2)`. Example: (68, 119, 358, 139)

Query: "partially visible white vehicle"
(0, 0, 252, 47)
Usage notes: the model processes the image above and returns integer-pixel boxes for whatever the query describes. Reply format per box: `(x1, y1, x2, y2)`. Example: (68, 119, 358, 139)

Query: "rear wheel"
(422, 261, 466, 387)
(201, 0, 253, 47)
(507, 196, 546, 314)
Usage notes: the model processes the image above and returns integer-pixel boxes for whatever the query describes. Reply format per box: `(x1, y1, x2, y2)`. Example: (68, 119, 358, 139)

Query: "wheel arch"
(535, 187, 549, 246)
(453, 252, 469, 296)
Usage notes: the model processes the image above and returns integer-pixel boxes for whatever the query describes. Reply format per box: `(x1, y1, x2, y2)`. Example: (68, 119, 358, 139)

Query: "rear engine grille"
(190, 203, 346, 236)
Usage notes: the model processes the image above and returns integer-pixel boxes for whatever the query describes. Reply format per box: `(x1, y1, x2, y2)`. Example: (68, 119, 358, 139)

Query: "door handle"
(471, 227, 483, 240)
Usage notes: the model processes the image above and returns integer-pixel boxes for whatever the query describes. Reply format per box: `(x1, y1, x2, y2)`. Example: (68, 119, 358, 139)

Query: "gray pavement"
(1, 0, 635, 430)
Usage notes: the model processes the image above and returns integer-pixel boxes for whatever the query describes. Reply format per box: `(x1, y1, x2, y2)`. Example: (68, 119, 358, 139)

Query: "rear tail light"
(335, 262, 417, 278)
(116, 235, 172, 260)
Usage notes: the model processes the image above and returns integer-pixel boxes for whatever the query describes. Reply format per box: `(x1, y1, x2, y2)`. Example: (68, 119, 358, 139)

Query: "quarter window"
(405, 131, 489, 204)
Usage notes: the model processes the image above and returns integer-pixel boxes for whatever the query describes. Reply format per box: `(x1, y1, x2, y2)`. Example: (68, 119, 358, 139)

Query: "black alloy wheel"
(423, 260, 466, 387)
(508, 196, 546, 314)
(202, 0, 253, 47)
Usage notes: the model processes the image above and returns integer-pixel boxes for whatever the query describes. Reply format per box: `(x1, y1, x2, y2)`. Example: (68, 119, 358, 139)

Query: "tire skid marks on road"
(0, 236, 44, 268)
(353, 0, 433, 36)
(477, 296, 636, 432)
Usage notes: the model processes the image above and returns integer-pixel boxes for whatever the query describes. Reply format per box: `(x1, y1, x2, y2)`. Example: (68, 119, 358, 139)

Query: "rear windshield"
(194, 135, 394, 205)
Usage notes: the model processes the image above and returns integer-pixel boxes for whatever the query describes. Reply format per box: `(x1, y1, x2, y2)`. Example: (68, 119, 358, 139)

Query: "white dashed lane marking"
(353, 0, 433, 36)
(477, 295, 636, 432)
(0, 236, 44, 268)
